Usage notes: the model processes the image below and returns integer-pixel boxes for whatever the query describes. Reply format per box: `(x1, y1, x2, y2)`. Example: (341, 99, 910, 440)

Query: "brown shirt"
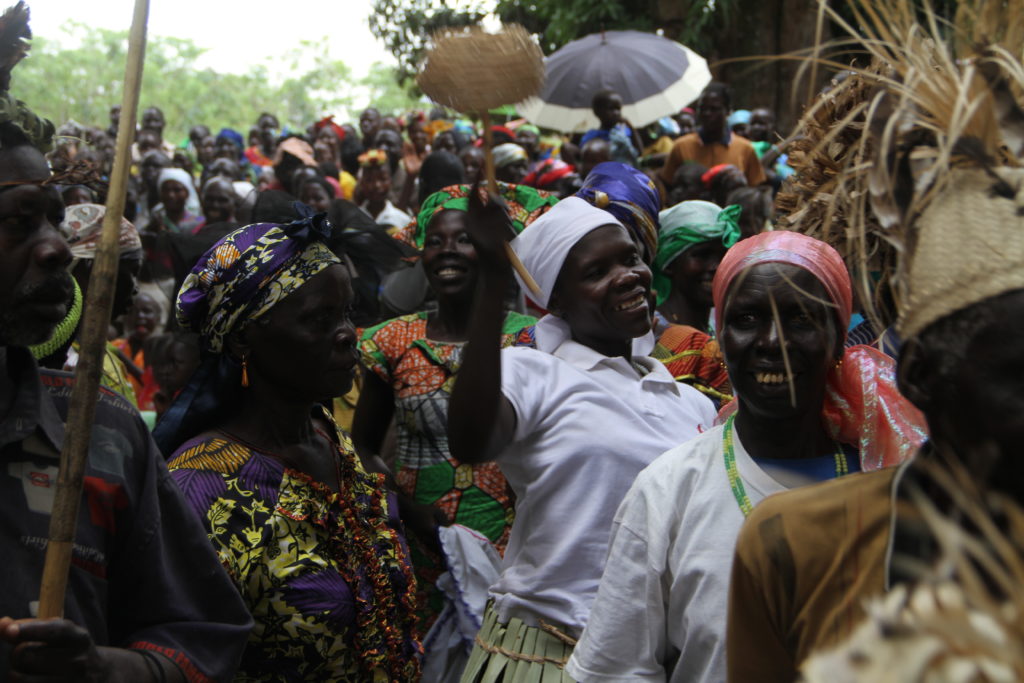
(726, 464, 903, 682)
(660, 131, 767, 187)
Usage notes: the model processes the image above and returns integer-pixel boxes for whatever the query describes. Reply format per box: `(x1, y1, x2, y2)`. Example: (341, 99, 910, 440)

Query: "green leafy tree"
(495, 0, 660, 52)
(360, 62, 427, 115)
(9, 24, 368, 143)
(368, 0, 484, 84)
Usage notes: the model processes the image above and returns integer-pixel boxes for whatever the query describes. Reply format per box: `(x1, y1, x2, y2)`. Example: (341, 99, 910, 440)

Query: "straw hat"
(899, 167, 1024, 339)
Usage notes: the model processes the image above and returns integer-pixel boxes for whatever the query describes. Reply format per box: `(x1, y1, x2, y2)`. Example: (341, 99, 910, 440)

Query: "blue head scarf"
(575, 162, 661, 263)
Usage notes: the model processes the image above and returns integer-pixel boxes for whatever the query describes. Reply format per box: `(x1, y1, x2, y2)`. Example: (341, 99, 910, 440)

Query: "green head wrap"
(653, 201, 741, 305)
(399, 182, 559, 249)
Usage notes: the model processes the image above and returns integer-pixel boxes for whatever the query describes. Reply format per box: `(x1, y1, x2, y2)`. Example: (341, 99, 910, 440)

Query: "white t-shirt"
(363, 199, 412, 230)
(492, 339, 716, 637)
(566, 422, 788, 683)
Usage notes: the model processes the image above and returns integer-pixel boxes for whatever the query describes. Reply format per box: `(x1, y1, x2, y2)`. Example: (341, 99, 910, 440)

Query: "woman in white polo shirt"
(448, 188, 716, 682)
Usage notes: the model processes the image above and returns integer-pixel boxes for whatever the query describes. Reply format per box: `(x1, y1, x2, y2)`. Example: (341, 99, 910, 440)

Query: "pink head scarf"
(712, 231, 926, 471)
(713, 231, 852, 334)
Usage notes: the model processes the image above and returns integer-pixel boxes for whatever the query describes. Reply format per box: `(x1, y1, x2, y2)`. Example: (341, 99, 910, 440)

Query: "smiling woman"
(352, 184, 552, 643)
(566, 230, 927, 683)
(448, 192, 716, 682)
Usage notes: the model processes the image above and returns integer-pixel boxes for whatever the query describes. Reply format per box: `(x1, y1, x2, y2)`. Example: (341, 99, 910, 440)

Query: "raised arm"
(447, 185, 517, 465)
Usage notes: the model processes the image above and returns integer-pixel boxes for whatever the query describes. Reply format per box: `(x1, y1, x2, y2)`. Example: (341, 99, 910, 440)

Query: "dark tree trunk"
(661, 0, 834, 135)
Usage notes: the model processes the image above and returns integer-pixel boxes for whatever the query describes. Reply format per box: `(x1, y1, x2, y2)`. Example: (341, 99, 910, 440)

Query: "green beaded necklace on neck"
(722, 413, 849, 517)
(29, 278, 82, 361)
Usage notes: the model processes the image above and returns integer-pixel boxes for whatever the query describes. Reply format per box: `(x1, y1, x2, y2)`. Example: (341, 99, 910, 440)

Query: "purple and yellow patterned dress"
(168, 410, 421, 682)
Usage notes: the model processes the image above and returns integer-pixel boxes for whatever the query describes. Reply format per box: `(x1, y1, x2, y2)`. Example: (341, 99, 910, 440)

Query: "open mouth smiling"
(614, 293, 646, 312)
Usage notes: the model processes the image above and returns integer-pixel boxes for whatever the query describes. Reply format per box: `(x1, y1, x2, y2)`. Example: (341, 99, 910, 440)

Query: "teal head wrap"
(653, 201, 741, 305)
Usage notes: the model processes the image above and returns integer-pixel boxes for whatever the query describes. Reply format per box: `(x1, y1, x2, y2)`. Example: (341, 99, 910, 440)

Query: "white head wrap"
(511, 196, 619, 308)
(511, 196, 655, 354)
(157, 167, 201, 215)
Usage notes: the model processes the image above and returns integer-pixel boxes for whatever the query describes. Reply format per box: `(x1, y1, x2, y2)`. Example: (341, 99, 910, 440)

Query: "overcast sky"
(29, 0, 396, 80)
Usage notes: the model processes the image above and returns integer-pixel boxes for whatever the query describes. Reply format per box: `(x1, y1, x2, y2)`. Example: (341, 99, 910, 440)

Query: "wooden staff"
(481, 109, 543, 297)
(37, 0, 150, 619)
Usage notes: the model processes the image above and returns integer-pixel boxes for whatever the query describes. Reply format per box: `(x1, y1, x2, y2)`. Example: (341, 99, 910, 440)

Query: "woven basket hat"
(898, 166, 1024, 340)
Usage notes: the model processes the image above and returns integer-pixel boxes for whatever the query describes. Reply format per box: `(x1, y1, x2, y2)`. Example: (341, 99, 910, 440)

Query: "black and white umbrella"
(517, 30, 711, 133)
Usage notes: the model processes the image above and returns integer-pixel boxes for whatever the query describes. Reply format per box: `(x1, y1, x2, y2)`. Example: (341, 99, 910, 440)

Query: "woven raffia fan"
(417, 24, 545, 296)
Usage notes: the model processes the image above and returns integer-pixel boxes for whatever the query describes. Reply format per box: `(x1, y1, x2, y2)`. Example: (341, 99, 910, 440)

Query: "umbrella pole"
(36, 0, 150, 619)
(481, 110, 543, 298)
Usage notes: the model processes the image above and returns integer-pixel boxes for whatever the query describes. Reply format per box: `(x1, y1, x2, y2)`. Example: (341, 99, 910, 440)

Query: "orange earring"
(241, 355, 250, 387)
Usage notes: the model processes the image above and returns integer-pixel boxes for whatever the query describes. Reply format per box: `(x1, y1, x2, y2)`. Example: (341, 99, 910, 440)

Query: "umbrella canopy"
(517, 30, 711, 133)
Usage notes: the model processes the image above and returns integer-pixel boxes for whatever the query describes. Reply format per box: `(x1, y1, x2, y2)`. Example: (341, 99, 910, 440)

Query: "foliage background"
(12, 22, 423, 141)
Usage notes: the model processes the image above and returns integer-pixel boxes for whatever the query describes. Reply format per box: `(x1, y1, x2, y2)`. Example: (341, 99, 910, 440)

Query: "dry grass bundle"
(416, 24, 544, 113)
(775, 63, 896, 326)
(776, 0, 1024, 333)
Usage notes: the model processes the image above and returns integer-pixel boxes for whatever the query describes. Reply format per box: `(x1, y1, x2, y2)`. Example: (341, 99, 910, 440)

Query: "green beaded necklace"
(722, 413, 849, 517)
(29, 278, 82, 360)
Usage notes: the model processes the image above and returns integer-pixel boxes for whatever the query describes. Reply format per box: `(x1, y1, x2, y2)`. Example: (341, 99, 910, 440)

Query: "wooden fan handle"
(505, 242, 542, 298)
(482, 110, 542, 299)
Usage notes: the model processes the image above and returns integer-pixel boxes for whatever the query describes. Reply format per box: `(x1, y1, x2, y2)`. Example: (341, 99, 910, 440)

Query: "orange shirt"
(660, 131, 767, 187)
(111, 339, 159, 411)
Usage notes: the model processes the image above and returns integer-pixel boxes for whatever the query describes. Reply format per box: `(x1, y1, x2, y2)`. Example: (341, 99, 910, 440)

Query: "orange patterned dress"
(359, 310, 535, 625)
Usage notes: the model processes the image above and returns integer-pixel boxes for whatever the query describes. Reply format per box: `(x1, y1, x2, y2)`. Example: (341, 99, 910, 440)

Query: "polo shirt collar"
(552, 336, 679, 391)
(534, 315, 656, 357)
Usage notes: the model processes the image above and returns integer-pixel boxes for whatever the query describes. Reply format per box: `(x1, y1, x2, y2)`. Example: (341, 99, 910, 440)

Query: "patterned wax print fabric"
(60, 203, 142, 258)
(167, 409, 421, 682)
(393, 182, 559, 250)
(175, 215, 340, 354)
(650, 315, 733, 406)
(359, 311, 535, 625)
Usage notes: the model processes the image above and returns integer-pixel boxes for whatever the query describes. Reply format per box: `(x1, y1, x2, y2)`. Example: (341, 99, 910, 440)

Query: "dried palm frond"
(777, 0, 1024, 335)
(775, 63, 897, 327)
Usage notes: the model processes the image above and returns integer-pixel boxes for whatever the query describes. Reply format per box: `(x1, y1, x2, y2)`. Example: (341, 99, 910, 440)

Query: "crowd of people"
(3, 0, 1024, 681)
